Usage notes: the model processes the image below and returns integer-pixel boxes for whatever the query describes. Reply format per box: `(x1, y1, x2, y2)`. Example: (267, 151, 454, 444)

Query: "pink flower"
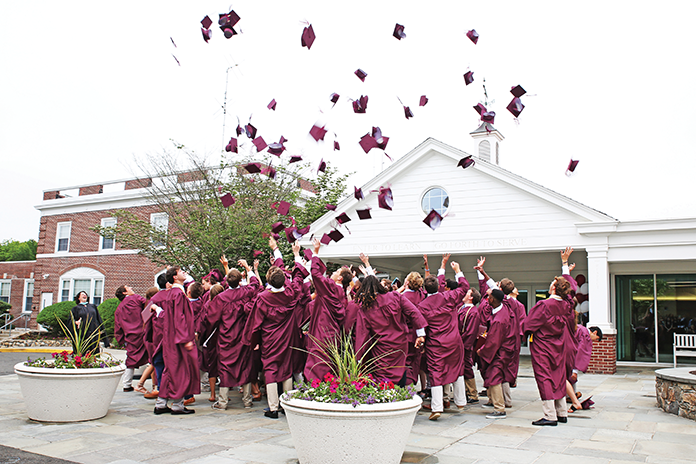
(311, 378, 321, 388)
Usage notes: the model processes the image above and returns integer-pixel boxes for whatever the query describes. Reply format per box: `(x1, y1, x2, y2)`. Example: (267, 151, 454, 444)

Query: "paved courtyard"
(1, 351, 696, 464)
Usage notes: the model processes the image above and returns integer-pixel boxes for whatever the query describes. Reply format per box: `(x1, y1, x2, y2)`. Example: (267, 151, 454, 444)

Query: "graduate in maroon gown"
(151, 266, 200, 415)
(418, 260, 470, 420)
(206, 259, 260, 410)
(523, 248, 577, 426)
(243, 242, 309, 418)
(401, 271, 428, 386)
(114, 285, 149, 392)
(458, 288, 482, 403)
(354, 272, 427, 386)
(568, 320, 603, 412)
(303, 238, 352, 381)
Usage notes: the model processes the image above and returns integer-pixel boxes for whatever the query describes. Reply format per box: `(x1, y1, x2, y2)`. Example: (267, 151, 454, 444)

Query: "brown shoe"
(421, 403, 432, 411)
(429, 412, 441, 421)
(184, 397, 195, 406)
(144, 390, 159, 399)
(444, 399, 451, 409)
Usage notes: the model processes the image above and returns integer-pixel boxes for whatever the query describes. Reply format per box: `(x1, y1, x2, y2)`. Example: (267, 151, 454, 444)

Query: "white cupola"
(469, 122, 504, 165)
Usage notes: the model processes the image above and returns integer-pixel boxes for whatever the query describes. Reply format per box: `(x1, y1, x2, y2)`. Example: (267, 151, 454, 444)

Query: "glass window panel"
(56, 223, 71, 252)
(655, 274, 696, 364)
(61, 280, 70, 301)
(24, 281, 34, 312)
(0, 282, 10, 303)
(615, 275, 656, 362)
(101, 218, 116, 250)
(421, 188, 450, 215)
(73, 279, 91, 301)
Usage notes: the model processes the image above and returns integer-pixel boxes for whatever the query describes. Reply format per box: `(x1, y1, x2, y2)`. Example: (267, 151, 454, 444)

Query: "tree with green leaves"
(0, 239, 37, 261)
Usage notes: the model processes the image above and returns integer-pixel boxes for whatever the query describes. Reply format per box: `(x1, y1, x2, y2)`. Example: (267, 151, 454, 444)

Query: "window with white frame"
(55, 222, 72, 252)
(100, 217, 117, 250)
(59, 267, 105, 305)
(0, 281, 10, 303)
(23, 279, 34, 313)
(150, 212, 169, 248)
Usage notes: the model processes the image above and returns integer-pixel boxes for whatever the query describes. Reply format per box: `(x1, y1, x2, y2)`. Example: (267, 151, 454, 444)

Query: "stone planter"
(14, 362, 126, 422)
(280, 393, 422, 464)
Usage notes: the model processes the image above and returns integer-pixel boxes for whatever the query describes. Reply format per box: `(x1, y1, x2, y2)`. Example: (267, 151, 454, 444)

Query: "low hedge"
(36, 301, 75, 335)
(97, 298, 119, 339)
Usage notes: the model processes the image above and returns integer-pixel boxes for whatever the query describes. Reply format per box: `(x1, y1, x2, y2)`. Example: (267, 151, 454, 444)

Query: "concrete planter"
(280, 393, 422, 464)
(14, 362, 126, 422)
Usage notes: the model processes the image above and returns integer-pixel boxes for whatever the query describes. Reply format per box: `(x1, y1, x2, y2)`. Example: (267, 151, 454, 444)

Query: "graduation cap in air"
(354, 186, 364, 200)
(457, 155, 475, 169)
(301, 24, 316, 49)
(268, 141, 286, 156)
(473, 103, 487, 116)
(330, 93, 340, 106)
(276, 201, 291, 216)
(359, 134, 378, 153)
(284, 227, 298, 243)
(506, 97, 524, 118)
(404, 106, 414, 119)
(420, 95, 428, 106)
(326, 204, 337, 211)
(263, 165, 277, 179)
(378, 187, 394, 210)
(253, 250, 264, 258)
(320, 233, 332, 245)
(245, 124, 257, 139)
(463, 71, 474, 85)
(423, 209, 443, 230)
(243, 162, 262, 174)
(225, 137, 238, 153)
(317, 159, 327, 173)
(268, 99, 277, 111)
(309, 124, 327, 141)
(566, 159, 580, 176)
(303, 248, 313, 261)
(372, 127, 389, 150)
(201, 16, 213, 29)
(355, 69, 368, 82)
(289, 155, 303, 163)
(393, 23, 406, 40)
(466, 29, 479, 44)
(236, 124, 243, 136)
(334, 140, 340, 151)
(357, 208, 372, 220)
(253, 136, 267, 152)
(481, 111, 496, 124)
(271, 222, 285, 234)
(510, 85, 526, 98)
(201, 28, 212, 43)
(335, 212, 351, 224)
(220, 193, 235, 208)
(219, 10, 240, 38)
(328, 229, 344, 242)
(352, 95, 368, 113)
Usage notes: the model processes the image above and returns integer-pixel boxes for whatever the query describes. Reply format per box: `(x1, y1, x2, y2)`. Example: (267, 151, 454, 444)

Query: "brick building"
(0, 260, 36, 327)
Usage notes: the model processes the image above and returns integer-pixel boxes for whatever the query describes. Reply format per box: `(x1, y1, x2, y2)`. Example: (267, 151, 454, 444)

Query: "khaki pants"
(218, 383, 253, 408)
(541, 398, 567, 421)
(267, 378, 293, 412)
(502, 382, 512, 408)
(465, 378, 478, 400)
(487, 383, 505, 413)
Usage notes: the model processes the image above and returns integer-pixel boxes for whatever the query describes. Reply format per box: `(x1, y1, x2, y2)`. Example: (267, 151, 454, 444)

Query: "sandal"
(134, 384, 148, 394)
(568, 405, 579, 413)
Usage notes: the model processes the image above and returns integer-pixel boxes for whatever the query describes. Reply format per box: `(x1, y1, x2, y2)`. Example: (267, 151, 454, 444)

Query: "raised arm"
(560, 247, 578, 292)
(220, 255, 230, 276)
(423, 254, 430, 278)
(443, 261, 470, 306)
(270, 236, 284, 269)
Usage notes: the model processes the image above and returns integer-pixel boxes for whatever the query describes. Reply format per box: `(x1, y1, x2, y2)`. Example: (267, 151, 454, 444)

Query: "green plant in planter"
(36, 301, 75, 335)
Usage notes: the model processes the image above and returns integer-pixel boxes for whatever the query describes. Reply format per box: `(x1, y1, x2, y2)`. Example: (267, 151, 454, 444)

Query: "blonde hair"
(405, 272, 424, 291)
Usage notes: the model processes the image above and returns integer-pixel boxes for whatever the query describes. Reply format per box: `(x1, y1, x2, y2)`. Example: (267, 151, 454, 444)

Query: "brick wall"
(79, 184, 103, 196)
(588, 333, 617, 374)
(0, 261, 36, 321)
(125, 178, 152, 190)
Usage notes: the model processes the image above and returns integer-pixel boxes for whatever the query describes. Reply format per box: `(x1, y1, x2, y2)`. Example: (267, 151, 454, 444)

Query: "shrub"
(36, 301, 75, 335)
(0, 301, 11, 316)
(98, 298, 119, 339)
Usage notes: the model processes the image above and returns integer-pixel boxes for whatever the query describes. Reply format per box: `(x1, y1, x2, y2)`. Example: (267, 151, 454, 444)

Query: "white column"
(586, 245, 615, 335)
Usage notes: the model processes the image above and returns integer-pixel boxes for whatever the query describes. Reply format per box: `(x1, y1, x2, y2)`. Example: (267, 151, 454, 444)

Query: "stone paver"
(2, 356, 696, 463)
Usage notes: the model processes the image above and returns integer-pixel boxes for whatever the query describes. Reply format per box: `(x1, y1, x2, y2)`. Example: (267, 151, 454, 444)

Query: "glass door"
(656, 275, 696, 363)
(615, 275, 656, 362)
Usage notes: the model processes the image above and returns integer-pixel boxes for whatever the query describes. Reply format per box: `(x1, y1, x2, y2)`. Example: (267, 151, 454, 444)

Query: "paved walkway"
(1, 352, 696, 464)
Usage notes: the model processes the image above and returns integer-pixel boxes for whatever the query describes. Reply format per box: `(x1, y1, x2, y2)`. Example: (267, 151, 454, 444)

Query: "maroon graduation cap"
(201, 16, 213, 29)
(253, 136, 267, 152)
(219, 10, 240, 38)
(355, 69, 368, 82)
(201, 28, 212, 43)
(309, 124, 327, 141)
(289, 155, 303, 163)
(220, 193, 235, 208)
(423, 209, 443, 230)
(566, 159, 580, 175)
(507, 97, 524, 118)
(317, 159, 327, 173)
(466, 29, 479, 44)
(320, 233, 332, 245)
(276, 201, 291, 216)
(284, 226, 298, 243)
(335, 212, 351, 224)
(481, 111, 495, 124)
(236, 124, 243, 136)
(243, 162, 262, 174)
(296, 225, 310, 237)
(267, 99, 277, 111)
(510, 85, 526, 98)
(253, 250, 264, 258)
(328, 229, 344, 242)
(352, 95, 368, 113)
(457, 155, 475, 169)
(354, 186, 364, 200)
(404, 106, 414, 119)
(464, 71, 474, 85)
(330, 93, 340, 106)
(225, 137, 238, 153)
(268, 142, 286, 156)
(334, 140, 340, 151)
(271, 222, 285, 234)
(359, 134, 378, 153)
(303, 248, 313, 261)
(263, 165, 277, 179)
(372, 127, 389, 150)
(326, 204, 337, 211)
(357, 208, 372, 220)
(302, 24, 316, 49)
(245, 124, 257, 139)
(420, 95, 428, 106)
(393, 23, 406, 40)
(378, 187, 394, 211)
(473, 103, 486, 116)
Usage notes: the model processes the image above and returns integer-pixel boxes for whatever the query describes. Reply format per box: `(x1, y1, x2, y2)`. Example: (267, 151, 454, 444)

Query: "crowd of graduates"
(107, 239, 602, 426)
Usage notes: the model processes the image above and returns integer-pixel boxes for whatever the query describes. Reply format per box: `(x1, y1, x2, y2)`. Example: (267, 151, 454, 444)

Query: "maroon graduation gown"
(523, 296, 575, 400)
(355, 292, 427, 383)
(198, 298, 220, 377)
(304, 256, 346, 381)
(205, 276, 260, 387)
(478, 300, 517, 387)
(417, 274, 470, 386)
(114, 294, 149, 368)
(402, 289, 427, 384)
(574, 324, 593, 373)
(152, 286, 200, 399)
(243, 264, 309, 384)
(458, 303, 482, 379)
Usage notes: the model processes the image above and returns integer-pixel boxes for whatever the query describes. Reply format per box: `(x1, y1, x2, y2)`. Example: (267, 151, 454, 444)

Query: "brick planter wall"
(588, 333, 617, 374)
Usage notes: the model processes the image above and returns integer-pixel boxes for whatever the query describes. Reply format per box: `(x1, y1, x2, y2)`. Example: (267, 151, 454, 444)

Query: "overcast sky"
(2, 1, 695, 242)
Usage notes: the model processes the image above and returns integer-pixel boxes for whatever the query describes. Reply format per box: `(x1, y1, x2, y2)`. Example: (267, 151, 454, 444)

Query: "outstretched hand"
(313, 238, 321, 254)
(219, 255, 229, 267)
(441, 253, 451, 269)
(359, 252, 370, 265)
(291, 241, 301, 256)
(269, 236, 278, 251)
(561, 247, 573, 262)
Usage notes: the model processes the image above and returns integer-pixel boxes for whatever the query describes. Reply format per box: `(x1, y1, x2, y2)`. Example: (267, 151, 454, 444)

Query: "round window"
(421, 188, 449, 215)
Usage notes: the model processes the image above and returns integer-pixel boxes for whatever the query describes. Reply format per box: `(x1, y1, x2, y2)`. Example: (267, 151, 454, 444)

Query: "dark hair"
(553, 276, 572, 299)
(500, 278, 515, 295)
(489, 289, 505, 306)
(470, 288, 481, 306)
(202, 274, 218, 285)
(156, 273, 168, 290)
(356, 275, 388, 309)
(445, 279, 459, 291)
(226, 269, 243, 288)
(145, 287, 159, 300)
(188, 282, 203, 299)
(266, 267, 285, 289)
(117, 286, 129, 301)
(165, 266, 180, 285)
(589, 326, 603, 341)
(338, 267, 353, 291)
(209, 284, 224, 300)
(424, 276, 439, 294)
(74, 291, 88, 303)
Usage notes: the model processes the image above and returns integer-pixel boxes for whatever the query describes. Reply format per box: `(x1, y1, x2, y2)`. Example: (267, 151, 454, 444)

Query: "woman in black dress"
(70, 291, 109, 355)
